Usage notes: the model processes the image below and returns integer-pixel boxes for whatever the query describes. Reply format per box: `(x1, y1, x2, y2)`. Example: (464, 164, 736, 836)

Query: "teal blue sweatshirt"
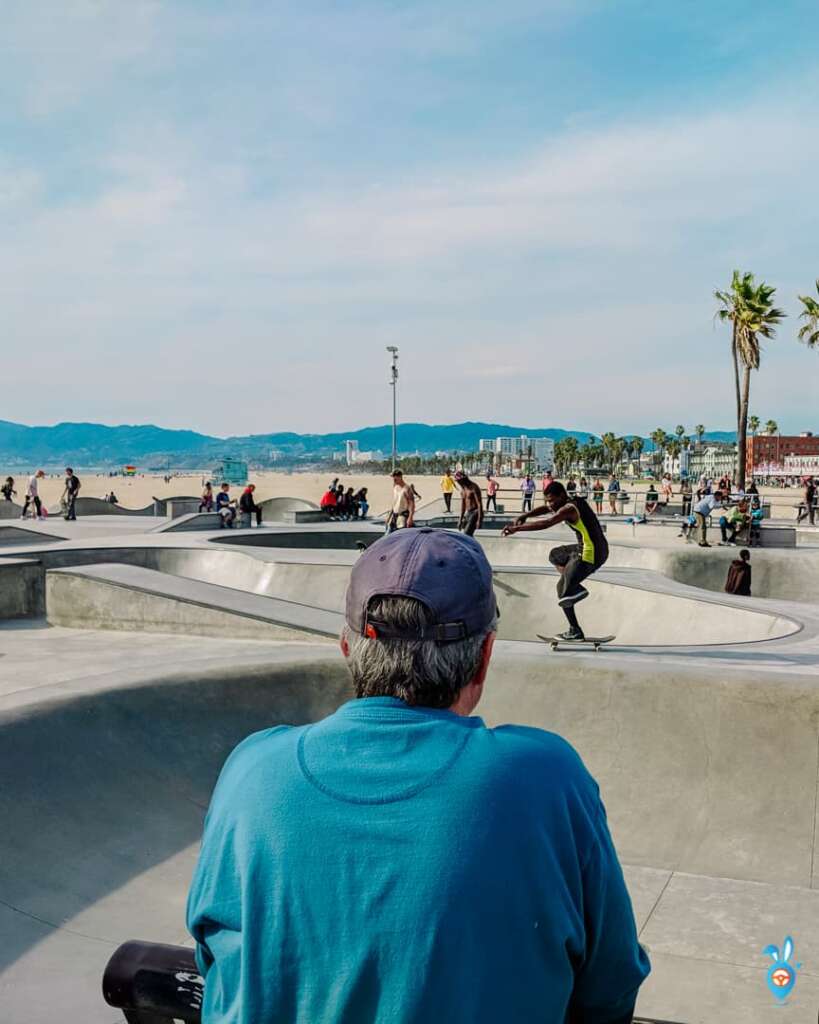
(187, 697, 649, 1023)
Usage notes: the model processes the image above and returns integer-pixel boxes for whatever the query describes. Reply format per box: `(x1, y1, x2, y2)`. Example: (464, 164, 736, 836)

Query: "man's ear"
(339, 632, 350, 658)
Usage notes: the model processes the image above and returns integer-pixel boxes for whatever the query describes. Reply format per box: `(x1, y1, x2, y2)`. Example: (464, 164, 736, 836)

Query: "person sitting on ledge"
(239, 483, 262, 526)
(215, 482, 236, 528)
(644, 482, 660, 515)
(187, 528, 650, 1024)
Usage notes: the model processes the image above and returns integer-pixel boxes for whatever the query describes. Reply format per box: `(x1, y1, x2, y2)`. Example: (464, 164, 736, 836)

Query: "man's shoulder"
(488, 724, 593, 783)
(217, 725, 303, 788)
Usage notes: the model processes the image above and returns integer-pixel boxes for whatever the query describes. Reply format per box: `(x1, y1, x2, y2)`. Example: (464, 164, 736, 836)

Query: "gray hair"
(343, 595, 496, 709)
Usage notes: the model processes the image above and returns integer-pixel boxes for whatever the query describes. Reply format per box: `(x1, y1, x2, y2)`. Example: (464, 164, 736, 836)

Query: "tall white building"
(345, 440, 359, 465)
(478, 435, 555, 470)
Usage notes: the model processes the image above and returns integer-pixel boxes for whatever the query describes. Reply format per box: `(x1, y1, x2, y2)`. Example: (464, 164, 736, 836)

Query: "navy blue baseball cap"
(345, 528, 497, 643)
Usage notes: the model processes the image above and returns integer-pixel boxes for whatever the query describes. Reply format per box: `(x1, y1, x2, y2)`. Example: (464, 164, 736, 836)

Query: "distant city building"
(687, 445, 737, 480)
(268, 449, 284, 462)
(746, 432, 819, 478)
(479, 435, 554, 470)
(344, 439, 383, 465)
(784, 454, 819, 475)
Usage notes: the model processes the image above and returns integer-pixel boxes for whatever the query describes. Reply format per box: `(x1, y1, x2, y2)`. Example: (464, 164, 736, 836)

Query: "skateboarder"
(455, 471, 483, 536)
(502, 480, 608, 641)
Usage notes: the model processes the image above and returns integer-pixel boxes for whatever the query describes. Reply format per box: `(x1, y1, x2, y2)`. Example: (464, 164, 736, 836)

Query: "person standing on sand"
(680, 478, 693, 517)
(607, 475, 620, 515)
(387, 470, 415, 532)
(455, 471, 483, 536)
(503, 480, 609, 642)
(541, 469, 554, 498)
(21, 470, 45, 519)
(520, 474, 535, 513)
(440, 469, 456, 513)
(592, 478, 604, 513)
(485, 474, 500, 513)
(2, 476, 16, 502)
(63, 467, 81, 520)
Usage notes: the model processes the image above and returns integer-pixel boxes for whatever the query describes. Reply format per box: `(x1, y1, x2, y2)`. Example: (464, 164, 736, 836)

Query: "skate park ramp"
(257, 495, 319, 521)
(2, 619, 819, 1024)
(39, 544, 801, 648)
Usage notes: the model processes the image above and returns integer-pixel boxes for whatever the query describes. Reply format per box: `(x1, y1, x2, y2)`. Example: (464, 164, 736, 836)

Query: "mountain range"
(0, 420, 737, 469)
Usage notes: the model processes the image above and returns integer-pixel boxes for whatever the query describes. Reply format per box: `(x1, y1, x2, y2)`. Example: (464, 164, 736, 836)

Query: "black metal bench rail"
(102, 939, 687, 1024)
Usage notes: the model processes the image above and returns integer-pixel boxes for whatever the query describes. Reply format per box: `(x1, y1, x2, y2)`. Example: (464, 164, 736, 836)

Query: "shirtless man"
(455, 471, 483, 536)
(387, 470, 415, 532)
(502, 480, 608, 641)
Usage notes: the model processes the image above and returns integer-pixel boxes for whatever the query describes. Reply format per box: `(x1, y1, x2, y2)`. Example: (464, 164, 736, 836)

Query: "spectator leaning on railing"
(187, 528, 650, 1024)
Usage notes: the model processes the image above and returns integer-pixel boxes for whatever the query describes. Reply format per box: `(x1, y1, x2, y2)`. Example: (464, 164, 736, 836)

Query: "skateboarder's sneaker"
(698, 542, 711, 548)
(558, 586, 589, 607)
(556, 628, 585, 642)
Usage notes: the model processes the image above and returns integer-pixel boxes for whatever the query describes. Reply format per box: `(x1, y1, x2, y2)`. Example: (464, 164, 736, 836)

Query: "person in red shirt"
(320, 487, 338, 520)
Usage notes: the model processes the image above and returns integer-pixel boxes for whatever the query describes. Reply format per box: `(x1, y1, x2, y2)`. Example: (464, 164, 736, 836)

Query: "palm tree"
(715, 270, 785, 488)
(748, 415, 760, 437)
(563, 436, 579, 475)
(650, 428, 668, 474)
(600, 432, 616, 471)
(765, 419, 778, 436)
(611, 438, 627, 477)
(694, 424, 706, 447)
(666, 438, 681, 477)
(629, 437, 644, 476)
(798, 280, 819, 349)
(675, 425, 686, 444)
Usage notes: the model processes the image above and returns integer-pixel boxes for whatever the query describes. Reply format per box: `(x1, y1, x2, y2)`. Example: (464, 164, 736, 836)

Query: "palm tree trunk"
(731, 322, 741, 426)
(737, 364, 751, 489)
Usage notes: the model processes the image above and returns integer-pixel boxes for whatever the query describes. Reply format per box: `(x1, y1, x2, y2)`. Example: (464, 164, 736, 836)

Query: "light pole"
(387, 346, 399, 471)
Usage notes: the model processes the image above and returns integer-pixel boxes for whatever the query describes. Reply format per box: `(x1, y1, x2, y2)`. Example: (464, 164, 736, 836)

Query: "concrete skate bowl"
(28, 537, 802, 649)
(479, 533, 819, 605)
(257, 496, 319, 521)
(0, 652, 352, 1022)
(135, 551, 801, 647)
(608, 544, 819, 606)
(3, 635, 819, 1024)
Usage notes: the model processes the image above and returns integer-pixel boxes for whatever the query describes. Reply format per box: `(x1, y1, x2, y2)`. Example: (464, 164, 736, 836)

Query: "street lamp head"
(386, 345, 398, 353)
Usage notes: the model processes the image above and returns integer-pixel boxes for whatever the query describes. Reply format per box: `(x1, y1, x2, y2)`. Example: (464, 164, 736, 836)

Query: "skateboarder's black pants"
(443, 492, 452, 512)
(461, 510, 480, 536)
(549, 544, 603, 603)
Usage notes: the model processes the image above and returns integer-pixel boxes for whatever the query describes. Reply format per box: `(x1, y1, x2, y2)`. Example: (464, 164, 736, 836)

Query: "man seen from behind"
(187, 527, 650, 1024)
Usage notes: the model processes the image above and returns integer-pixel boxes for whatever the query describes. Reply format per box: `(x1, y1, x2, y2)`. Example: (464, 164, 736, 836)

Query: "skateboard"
(537, 634, 615, 652)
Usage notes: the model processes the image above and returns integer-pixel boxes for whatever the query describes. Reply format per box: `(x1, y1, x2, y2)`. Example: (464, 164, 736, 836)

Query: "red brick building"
(746, 432, 819, 476)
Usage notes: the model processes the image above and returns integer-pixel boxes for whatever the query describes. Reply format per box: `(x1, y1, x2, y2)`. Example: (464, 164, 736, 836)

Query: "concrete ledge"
(151, 512, 223, 533)
(283, 509, 332, 524)
(0, 558, 44, 618)
(0, 524, 63, 547)
(46, 563, 342, 641)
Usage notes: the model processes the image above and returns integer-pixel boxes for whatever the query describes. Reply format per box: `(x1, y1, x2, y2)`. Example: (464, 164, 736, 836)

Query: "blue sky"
(2, 0, 818, 435)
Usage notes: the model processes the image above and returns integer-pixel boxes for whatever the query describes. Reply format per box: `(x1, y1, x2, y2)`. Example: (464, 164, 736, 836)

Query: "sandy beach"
(0, 468, 801, 519)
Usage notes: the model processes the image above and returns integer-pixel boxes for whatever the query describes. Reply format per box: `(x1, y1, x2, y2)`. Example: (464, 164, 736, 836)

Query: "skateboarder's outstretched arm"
(503, 505, 575, 536)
